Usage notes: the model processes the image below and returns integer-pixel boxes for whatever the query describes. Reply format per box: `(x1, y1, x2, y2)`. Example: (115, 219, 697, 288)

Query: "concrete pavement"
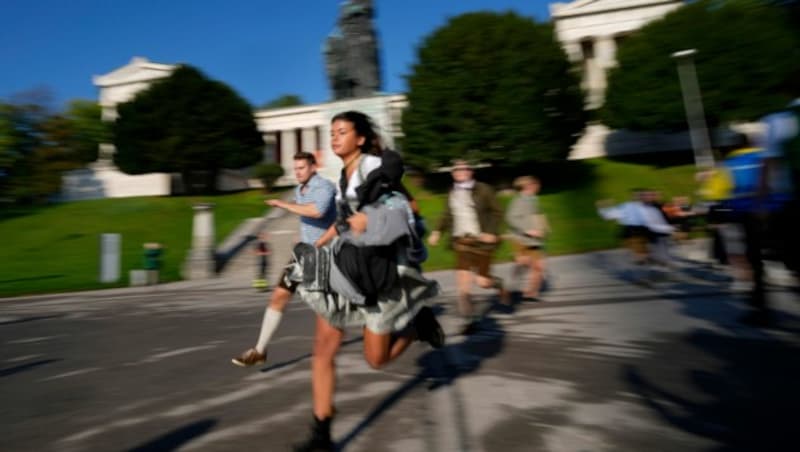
(2, 213, 800, 451)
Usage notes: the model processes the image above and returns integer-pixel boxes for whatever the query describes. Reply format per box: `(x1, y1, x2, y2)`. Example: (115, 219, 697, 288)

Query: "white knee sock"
(255, 308, 283, 354)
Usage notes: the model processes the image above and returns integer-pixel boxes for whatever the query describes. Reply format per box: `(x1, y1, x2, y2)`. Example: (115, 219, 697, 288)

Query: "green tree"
(401, 12, 585, 170)
(0, 105, 20, 196)
(253, 162, 285, 192)
(63, 99, 110, 163)
(771, 0, 800, 29)
(602, 0, 800, 131)
(22, 115, 86, 203)
(260, 94, 304, 109)
(113, 65, 264, 194)
(0, 104, 92, 203)
(0, 92, 52, 203)
(0, 92, 109, 203)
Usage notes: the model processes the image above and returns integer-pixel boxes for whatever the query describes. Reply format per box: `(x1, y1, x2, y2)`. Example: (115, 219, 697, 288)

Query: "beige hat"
(450, 159, 474, 171)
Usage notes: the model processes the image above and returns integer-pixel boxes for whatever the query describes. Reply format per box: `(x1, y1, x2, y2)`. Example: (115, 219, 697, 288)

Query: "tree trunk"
(207, 169, 218, 195)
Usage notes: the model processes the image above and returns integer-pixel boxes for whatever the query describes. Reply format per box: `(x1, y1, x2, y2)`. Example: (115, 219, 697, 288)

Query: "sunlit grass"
(409, 158, 699, 271)
(0, 158, 700, 296)
(0, 190, 278, 297)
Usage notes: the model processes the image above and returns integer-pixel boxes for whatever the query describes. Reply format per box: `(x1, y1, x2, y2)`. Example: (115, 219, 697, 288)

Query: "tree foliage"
(602, 0, 800, 131)
(0, 102, 43, 201)
(260, 94, 304, 109)
(0, 92, 110, 203)
(253, 162, 285, 192)
(771, 0, 800, 29)
(113, 65, 264, 194)
(63, 100, 110, 163)
(401, 12, 586, 170)
(22, 115, 86, 202)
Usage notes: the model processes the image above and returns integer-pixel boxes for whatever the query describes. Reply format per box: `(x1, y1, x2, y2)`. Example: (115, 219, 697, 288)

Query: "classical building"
(551, 0, 684, 109)
(61, 0, 405, 200)
(61, 1, 689, 200)
(61, 57, 406, 200)
(256, 94, 407, 183)
(95, 56, 176, 121)
(550, 0, 687, 159)
(61, 57, 176, 201)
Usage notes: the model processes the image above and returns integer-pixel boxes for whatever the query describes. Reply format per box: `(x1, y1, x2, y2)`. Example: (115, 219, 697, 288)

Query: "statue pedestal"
(184, 203, 216, 279)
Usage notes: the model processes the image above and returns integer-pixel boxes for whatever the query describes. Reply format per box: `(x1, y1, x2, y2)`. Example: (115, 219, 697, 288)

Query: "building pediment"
(93, 57, 176, 87)
(551, 0, 683, 18)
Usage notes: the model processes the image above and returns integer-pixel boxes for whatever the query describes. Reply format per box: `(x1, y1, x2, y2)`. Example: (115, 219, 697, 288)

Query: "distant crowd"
(597, 99, 800, 327)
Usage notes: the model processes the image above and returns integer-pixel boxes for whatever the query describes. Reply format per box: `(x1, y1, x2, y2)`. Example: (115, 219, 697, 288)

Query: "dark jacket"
(355, 149, 405, 210)
(334, 149, 406, 305)
(436, 181, 503, 246)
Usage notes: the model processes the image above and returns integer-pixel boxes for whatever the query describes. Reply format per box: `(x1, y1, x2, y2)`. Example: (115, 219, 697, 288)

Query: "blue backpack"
(723, 148, 762, 198)
(720, 148, 789, 212)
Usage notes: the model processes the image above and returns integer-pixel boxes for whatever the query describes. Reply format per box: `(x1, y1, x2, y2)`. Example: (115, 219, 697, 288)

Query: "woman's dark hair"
(331, 110, 383, 156)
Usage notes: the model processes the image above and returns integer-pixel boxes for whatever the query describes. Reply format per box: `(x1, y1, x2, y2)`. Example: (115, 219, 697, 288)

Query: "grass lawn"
(0, 190, 278, 297)
(410, 158, 700, 271)
(0, 158, 700, 297)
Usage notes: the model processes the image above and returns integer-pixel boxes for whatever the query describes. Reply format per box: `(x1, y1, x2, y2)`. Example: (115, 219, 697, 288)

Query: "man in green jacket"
(428, 159, 509, 334)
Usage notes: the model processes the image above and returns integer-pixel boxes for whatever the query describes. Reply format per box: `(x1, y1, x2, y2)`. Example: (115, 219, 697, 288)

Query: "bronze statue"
(324, 0, 382, 100)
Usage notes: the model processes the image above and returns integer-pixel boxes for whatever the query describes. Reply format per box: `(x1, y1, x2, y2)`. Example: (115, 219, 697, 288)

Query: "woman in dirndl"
(289, 110, 443, 452)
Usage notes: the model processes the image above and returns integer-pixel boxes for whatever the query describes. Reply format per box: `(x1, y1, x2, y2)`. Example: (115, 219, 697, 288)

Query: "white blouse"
(337, 154, 382, 209)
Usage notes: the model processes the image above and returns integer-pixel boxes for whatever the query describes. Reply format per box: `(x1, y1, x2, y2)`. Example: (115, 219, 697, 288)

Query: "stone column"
(262, 133, 277, 163)
(563, 41, 583, 63)
(318, 123, 336, 178)
(301, 127, 317, 153)
(91, 143, 116, 170)
(280, 129, 297, 181)
(99, 233, 121, 283)
(595, 36, 616, 81)
(184, 203, 216, 279)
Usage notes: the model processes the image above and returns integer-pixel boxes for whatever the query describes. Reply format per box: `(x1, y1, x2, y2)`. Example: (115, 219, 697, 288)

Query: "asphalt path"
(3, 247, 800, 451)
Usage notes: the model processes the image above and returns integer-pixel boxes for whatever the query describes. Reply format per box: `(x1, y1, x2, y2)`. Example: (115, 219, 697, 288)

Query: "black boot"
(293, 415, 333, 452)
(414, 306, 445, 349)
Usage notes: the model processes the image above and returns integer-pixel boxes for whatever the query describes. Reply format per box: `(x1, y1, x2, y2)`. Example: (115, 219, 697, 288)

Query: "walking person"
(642, 190, 678, 271)
(662, 195, 695, 242)
(506, 176, 548, 301)
(251, 231, 271, 291)
(597, 189, 674, 282)
(290, 111, 444, 451)
(761, 100, 800, 272)
(597, 190, 649, 269)
(427, 159, 508, 335)
(733, 103, 800, 326)
(232, 151, 337, 367)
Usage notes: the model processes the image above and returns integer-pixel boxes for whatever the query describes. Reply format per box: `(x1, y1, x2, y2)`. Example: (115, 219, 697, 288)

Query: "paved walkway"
(217, 198, 301, 287)
(2, 211, 799, 451)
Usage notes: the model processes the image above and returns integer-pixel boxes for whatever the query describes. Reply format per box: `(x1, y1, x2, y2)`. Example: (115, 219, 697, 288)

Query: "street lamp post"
(671, 49, 714, 169)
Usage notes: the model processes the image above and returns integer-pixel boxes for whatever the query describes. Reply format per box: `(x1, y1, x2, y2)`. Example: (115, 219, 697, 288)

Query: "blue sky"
(0, 0, 553, 110)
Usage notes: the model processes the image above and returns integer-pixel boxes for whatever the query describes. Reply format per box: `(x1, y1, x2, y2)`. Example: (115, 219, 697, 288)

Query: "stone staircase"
(216, 199, 300, 286)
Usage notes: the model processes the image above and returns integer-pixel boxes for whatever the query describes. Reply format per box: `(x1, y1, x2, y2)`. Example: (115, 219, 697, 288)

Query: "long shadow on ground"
(624, 327, 800, 452)
(336, 310, 506, 451)
(126, 419, 217, 452)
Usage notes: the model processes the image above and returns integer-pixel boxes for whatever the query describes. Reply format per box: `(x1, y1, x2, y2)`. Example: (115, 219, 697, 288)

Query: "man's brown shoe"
(231, 348, 266, 367)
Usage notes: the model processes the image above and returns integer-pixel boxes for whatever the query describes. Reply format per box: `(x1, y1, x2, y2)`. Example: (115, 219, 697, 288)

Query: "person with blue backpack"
(708, 129, 793, 326)
(708, 135, 766, 293)
(760, 100, 800, 275)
